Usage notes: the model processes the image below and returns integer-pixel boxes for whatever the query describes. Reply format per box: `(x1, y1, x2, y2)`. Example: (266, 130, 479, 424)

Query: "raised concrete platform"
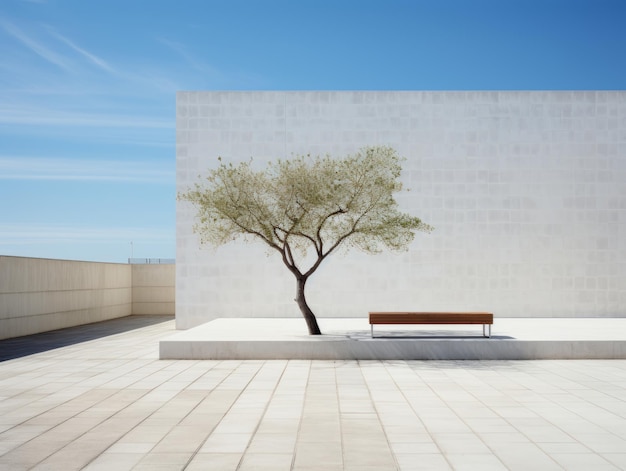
(159, 317, 626, 360)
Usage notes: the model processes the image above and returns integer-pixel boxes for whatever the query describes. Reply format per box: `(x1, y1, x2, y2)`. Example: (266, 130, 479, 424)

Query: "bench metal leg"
(483, 324, 491, 338)
(371, 325, 374, 338)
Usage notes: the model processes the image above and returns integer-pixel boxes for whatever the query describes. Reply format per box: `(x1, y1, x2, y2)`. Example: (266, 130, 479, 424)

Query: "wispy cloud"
(0, 19, 200, 106)
(158, 37, 224, 79)
(0, 19, 72, 71)
(46, 27, 116, 74)
(0, 156, 174, 183)
(0, 223, 173, 244)
(1, 19, 121, 81)
(0, 104, 173, 129)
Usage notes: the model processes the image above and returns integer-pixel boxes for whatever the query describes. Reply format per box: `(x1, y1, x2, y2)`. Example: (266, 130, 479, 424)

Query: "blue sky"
(1, 0, 625, 263)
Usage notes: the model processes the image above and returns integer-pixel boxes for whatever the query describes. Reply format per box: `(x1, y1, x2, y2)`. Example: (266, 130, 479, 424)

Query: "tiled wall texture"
(176, 91, 626, 329)
(0, 256, 175, 339)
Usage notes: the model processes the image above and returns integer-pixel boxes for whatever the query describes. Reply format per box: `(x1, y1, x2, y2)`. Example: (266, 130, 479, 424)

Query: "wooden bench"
(369, 312, 493, 338)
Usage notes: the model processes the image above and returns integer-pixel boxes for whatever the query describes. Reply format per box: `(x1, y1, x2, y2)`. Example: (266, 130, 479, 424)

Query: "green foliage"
(180, 146, 433, 277)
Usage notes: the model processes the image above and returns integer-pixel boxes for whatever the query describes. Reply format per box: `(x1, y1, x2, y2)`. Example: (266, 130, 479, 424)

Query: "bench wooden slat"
(369, 312, 493, 325)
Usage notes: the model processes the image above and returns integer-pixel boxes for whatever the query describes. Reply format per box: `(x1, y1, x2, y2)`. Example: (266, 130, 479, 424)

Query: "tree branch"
(313, 206, 346, 255)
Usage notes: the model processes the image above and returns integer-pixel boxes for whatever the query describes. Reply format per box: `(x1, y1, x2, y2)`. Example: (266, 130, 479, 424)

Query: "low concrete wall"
(0, 256, 175, 340)
(132, 264, 175, 315)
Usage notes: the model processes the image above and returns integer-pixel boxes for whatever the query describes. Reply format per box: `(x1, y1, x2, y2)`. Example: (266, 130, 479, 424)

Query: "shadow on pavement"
(0, 315, 173, 362)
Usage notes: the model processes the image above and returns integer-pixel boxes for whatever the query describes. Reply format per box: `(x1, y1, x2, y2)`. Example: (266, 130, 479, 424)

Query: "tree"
(180, 146, 433, 335)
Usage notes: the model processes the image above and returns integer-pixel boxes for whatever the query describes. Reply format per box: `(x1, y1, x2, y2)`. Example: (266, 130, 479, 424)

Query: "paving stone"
(1, 316, 626, 470)
(186, 452, 241, 470)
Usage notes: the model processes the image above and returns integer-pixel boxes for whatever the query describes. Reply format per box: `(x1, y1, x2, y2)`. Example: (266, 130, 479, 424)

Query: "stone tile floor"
(1, 316, 626, 470)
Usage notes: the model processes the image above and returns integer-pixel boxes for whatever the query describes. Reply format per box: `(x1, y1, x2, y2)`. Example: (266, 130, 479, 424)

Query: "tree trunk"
(295, 276, 322, 335)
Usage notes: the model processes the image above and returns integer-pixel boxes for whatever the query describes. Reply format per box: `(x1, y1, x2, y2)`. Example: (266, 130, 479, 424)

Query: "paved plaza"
(1, 316, 626, 470)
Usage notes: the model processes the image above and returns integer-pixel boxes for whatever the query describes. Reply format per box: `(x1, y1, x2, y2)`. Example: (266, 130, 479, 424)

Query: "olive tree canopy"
(180, 146, 432, 335)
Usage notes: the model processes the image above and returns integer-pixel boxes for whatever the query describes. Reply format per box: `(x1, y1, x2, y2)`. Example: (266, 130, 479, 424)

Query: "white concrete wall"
(176, 91, 626, 329)
(0, 256, 176, 340)
(132, 264, 175, 315)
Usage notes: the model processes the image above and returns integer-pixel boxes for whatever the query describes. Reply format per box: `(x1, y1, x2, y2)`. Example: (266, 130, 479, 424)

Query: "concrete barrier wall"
(132, 264, 176, 315)
(176, 91, 626, 329)
(0, 256, 175, 340)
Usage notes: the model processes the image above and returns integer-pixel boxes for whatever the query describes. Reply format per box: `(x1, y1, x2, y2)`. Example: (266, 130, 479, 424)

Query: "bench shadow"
(344, 329, 515, 340)
(368, 335, 515, 340)
(0, 315, 173, 362)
